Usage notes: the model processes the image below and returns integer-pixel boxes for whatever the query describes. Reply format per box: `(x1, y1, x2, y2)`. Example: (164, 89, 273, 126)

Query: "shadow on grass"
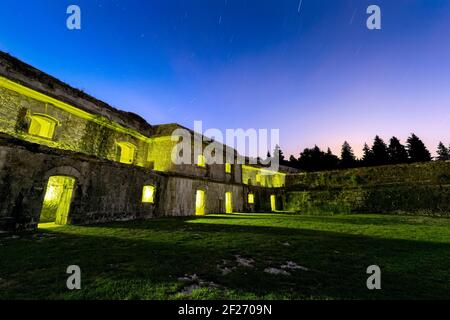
(1, 214, 449, 300)
(75, 213, 450, 238)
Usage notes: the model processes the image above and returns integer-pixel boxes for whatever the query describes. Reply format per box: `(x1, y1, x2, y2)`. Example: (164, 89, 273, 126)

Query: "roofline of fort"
(0, 51, 153, 137)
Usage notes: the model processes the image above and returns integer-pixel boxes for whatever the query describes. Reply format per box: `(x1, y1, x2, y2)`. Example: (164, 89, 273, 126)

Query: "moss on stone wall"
(80, 120, 115, 158)
(285, 161, 450, 216)
(147, 137, 177, 172)
(14, 107, 28, 133)
(0, 86, 151, 168)
(286, 161, 450, 190)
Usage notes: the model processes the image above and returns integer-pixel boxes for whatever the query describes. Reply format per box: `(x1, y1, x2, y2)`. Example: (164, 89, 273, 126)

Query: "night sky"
(0, 0, 449, 157)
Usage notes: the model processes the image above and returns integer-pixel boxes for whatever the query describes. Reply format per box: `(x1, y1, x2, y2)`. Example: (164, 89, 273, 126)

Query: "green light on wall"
(0, 76, 151, 143)
(225, 163, 232, 174)
(147, 136, 178, 172)
(142, 185, 155, 203)
(0, 76, 161, 172)
(195, 190, 206, 215)
(248, 193, 255, 204)
(40, 176, 75, 225)
(270, 195, 276, 212)
(241, 165, 286, 188)
(225, 192, 233, 213)
(28, 114, 58, 139)
(197, 155, 206, 167)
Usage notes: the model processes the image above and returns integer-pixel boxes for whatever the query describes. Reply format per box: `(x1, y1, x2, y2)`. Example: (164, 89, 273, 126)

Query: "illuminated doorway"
(195, 190, 206, 215)
(270, 195, 276, 212)
(225, 192, 233, 214)
(39, 176, 75, 226)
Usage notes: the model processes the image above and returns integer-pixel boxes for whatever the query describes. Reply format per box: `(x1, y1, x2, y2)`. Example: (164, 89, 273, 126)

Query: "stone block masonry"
(0, 134, 163, 231)
(0, 134, 279, 232)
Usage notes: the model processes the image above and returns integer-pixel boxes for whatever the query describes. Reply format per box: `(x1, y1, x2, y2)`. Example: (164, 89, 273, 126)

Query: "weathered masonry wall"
(147, 136, 177, 171)
(245, 185, 284, 213)
(161, 177, 244, 216)
(0, 82, 152, 167)
(0, 134, 282, 232)
(0, 51, 291, 234)
(160, 177, 281, 216)
(284, 161, 450, 216)
(0, 134, 165, 232)
(242, 165, 286, 188)
(0, 76, 275, 186)
(147, 131, 244, 183)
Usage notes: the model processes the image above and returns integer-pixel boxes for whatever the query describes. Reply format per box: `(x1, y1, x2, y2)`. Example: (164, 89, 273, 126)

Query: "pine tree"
(297, 145, 337, 172)
(388, 136, 409, 164)
(362, 143, 374, 166)
(371, 135, 389, 165)
(436, 142, 450, 161)
(324, 148, 339, 170)
(297, 147, 317, 172)
(289, 155, 299, 168)
(406, 134, 432, 163)
(273, 145, 287, 166)
(340, 141, 356, 168)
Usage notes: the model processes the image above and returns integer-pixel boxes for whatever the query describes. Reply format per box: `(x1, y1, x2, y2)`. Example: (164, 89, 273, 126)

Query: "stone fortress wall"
(1, 51, 447, 233)
(0, 52, 285, 232)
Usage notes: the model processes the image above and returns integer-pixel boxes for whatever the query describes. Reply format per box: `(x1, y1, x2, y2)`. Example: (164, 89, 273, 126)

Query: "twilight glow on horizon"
(0, 0, 448, 158)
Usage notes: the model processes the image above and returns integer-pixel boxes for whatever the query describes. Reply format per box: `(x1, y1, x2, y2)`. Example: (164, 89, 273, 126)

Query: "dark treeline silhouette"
(276, 133, 448, 172)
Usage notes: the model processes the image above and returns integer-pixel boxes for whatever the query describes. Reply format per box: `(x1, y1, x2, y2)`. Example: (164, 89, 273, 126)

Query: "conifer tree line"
(272, 134, 450, 172)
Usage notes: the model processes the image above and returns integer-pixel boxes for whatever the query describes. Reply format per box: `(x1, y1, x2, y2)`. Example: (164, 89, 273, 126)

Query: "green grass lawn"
(1, 213, 449, 300)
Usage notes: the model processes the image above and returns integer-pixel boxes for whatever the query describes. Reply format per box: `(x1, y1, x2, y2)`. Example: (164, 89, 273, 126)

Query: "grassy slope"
(0, 213, 449, 300)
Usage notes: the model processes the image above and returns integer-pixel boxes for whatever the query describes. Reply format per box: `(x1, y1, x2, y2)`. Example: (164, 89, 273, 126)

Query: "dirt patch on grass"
(177, 274, 219, 295)
(264, 267, 290, 276)
(281, 261, 309, 271)
(234, 255, 255, 268)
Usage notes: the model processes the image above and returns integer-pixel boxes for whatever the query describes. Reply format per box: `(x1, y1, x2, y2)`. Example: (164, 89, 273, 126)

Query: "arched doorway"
(39, 176, 76, 226)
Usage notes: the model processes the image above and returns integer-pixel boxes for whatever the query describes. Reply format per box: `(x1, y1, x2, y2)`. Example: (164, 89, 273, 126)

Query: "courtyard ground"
(0, 213, 449, 299)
